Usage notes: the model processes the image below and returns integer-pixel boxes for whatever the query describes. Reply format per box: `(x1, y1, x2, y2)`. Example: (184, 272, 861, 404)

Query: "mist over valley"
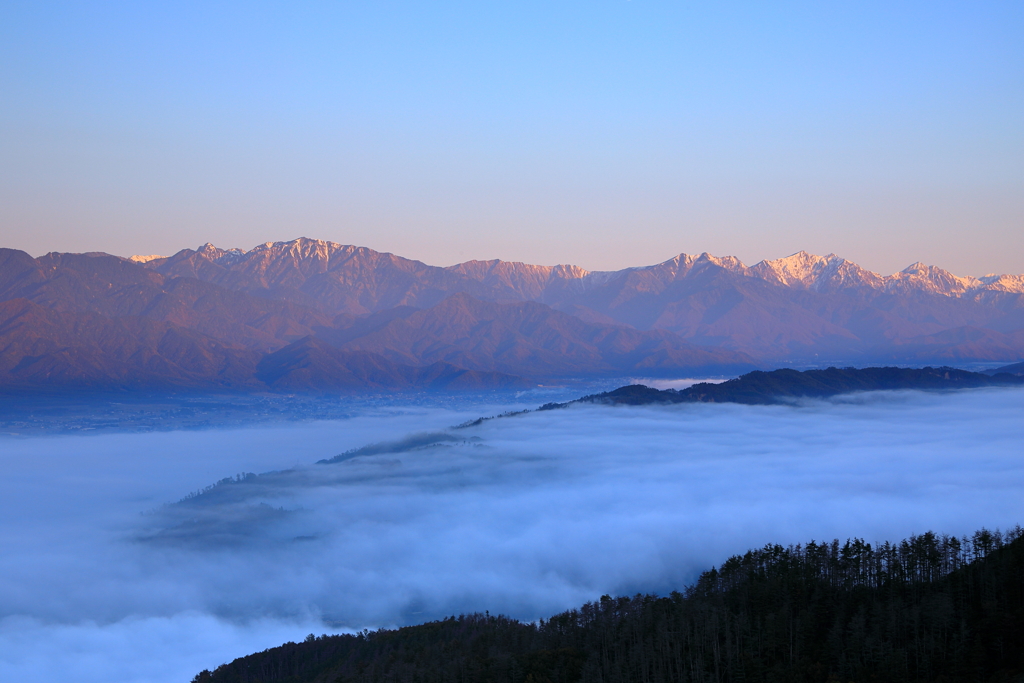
(2, 385, 1023, 681)
(2, 241, 1024, 681)
(5, 2, 1023, 679)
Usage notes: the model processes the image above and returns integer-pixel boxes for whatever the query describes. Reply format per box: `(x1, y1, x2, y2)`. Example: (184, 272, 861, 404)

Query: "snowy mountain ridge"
(134, 238, 1024, 298)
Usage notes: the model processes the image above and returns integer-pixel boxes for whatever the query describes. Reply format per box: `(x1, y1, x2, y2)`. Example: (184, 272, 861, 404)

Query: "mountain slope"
(989, 360, 1024, 376)
(0, 247, 760, 391)
(256, 337, 527, 391)
(0, 248, 332, 352)
(146, 240, 557, 315)
(0, 298, 262, 390)
(193, 527, 1024, 683)
(566, 366, 1024, 407)
(138, 239, 1024, 363)
(0, 299, 524, 393)
(332, 292, 757, 377)
(2, 239, 1022, 392)
(545, 252, 1024, 360)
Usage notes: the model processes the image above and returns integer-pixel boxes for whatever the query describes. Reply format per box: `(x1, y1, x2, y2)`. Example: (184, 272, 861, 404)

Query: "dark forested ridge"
(556, 366, 1024, 408)
(194, 526, 1024, 683)
(989, 360, 1024, 376)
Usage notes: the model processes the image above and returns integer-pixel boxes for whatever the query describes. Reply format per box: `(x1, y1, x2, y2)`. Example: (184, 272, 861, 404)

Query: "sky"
(1, 388, 1023, 682)
(1, 1, 1022, 276)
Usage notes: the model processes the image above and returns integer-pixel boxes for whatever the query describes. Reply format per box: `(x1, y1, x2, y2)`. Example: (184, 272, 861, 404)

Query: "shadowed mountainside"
(325, 292, 754, 377)
(3, 239, 1024, 392)
(255, 337, 528, 391)
(0, 248, 331, 352)
(987, 360, 1024, 376)
(561, 366, 1024, 408)
(0, 246, 754, 391)
(0, 298, 263, 390)
(0, 295, 525, 393)
(141, 238, 1024, 363)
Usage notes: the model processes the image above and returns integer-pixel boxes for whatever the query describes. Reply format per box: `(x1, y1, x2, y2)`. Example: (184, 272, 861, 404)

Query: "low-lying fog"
(2, 388, 1023, 683)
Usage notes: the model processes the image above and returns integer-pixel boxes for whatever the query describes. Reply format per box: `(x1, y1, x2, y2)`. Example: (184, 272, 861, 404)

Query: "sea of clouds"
(2, 387, 1023, 682)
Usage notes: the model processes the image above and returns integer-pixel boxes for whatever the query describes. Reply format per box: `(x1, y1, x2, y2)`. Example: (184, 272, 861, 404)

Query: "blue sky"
(1, 1, 1021, 274)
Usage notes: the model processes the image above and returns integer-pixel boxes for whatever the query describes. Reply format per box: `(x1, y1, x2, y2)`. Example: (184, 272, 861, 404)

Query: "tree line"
(194, 526, 1024, 683)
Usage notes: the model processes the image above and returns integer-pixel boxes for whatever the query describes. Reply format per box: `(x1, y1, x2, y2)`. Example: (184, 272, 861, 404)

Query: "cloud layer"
(2, 388, 1023, 681)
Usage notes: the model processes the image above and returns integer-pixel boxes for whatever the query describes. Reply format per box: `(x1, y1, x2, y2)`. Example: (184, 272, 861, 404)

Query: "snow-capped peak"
(886, 262, 980, 296)
(748, 252, 883, 292)
(128, 254, 165, 264)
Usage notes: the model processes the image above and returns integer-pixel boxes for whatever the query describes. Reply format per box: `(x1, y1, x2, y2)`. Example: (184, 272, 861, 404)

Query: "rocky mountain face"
(146, 240, 591, 315)
(0, 248, 331, 352)
(144, 238, 1024, 362)
(1, 238, 1021, 392)
(0, 244, 753, 392)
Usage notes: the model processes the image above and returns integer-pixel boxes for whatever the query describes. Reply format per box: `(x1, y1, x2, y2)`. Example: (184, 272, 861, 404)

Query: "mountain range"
(2, 237, 1023, 392)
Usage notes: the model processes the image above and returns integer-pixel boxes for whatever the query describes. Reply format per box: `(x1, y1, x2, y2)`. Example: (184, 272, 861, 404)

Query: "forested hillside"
(193, 526, 1024, 683)
(563, 366, 1024, 407)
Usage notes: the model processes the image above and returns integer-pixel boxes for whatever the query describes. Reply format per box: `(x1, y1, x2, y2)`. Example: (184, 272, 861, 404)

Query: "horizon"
(2, 2, 1022, 276)
(13, 235, 1024, 280)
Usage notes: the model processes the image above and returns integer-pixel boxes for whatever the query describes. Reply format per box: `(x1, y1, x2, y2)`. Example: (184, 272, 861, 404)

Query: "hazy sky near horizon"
(1, 1, 1022, 276)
